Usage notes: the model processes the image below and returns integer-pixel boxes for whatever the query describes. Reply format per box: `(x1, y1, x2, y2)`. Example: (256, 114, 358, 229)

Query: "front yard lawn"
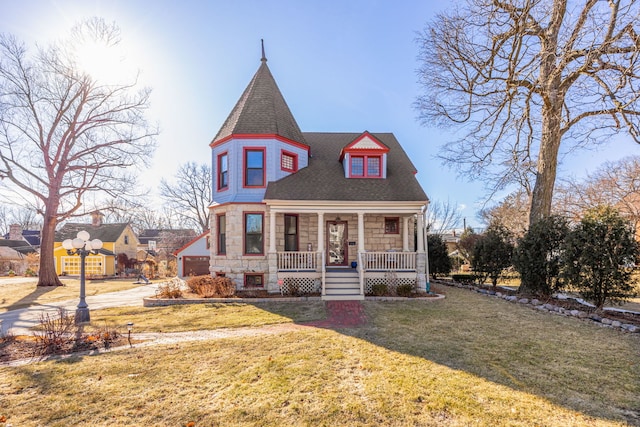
(0, 284, 638, 426)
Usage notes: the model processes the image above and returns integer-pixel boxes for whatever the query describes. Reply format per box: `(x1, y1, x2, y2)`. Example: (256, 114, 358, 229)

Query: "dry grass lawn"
(1, 284, 638, 426)
(0, 279, 146, 313)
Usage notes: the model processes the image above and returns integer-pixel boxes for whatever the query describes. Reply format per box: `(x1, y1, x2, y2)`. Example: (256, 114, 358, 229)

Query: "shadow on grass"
(253, 286, 640, 426)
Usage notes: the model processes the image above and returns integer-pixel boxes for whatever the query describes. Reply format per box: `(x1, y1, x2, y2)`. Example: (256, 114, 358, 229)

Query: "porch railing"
(276, 251, 319, 271)
(361, 251, 416, 271)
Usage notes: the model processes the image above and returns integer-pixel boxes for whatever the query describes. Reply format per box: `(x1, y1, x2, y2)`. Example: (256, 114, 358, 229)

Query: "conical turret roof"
(211, 48, 306, 145)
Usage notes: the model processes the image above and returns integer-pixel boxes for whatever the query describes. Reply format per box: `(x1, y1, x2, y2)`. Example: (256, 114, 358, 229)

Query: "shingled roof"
(0, 239, 36, 255)
(55, 223, 131, 243)
(264, 132, 428, 202)
(211, 52, 306, 145)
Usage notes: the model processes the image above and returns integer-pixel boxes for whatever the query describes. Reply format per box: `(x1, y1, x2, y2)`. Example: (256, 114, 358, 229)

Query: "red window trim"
(217, 151, 229, 191)
(244, 272, 264, 288)
(349, 154, 382, 178)
(384, 217, 400, 234)
(243, 211, 264, 255)
(243, 147, 266, 188)
(281, 150, 298, 173)
(217, 214, 226, 255)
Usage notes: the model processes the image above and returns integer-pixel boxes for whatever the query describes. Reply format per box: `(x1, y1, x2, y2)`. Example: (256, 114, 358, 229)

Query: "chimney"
(9, 223, 23, 240)
(91, 211, 104, 227)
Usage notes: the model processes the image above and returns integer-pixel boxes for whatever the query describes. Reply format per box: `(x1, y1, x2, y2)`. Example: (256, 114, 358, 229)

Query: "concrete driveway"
(0, 281, 160, 335)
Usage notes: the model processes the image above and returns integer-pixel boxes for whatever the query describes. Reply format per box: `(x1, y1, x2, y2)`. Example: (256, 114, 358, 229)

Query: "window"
(281, 150, 298, 172)
(284, 214, 298, 251)
(206, 235, 211, 250)
(244, 212, 264, 254)
(385, 217, 399, 234)
(124, 235, 129, 244)
(217, 214, 226, 255)
(244, 273, 264, 288)
(244, 148, 265, 187)
(218, 152, 228, 190)
(351, 156, 364, 177)
(350, 154, 382, 178)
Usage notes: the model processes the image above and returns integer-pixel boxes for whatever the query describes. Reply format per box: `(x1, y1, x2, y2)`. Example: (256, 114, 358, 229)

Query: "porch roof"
(264, 132, 428, 203)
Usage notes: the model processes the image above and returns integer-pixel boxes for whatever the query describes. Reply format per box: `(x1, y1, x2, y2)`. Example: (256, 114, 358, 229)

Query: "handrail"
(276, 251, 318, 271)
(361, 251, 416, 271)
(321, 251, 326, 296)
(358, 252, 364, 296)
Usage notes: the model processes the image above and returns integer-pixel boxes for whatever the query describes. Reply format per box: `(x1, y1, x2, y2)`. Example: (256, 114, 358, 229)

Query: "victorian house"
(209, 46, 429, 300)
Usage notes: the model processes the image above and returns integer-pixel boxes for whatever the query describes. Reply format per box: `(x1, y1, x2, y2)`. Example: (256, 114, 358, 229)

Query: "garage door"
(183, 256, 210, 276)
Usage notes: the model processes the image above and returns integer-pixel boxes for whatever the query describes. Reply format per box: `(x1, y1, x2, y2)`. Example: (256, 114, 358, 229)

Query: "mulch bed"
(0, 331, 128, 364)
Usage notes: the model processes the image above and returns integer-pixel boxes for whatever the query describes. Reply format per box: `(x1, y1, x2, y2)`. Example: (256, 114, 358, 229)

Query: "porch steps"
(323, 269, 363, 301)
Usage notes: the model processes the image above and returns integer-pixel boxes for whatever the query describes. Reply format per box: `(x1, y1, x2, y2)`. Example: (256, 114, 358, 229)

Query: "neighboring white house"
(174, 231, 211, 277)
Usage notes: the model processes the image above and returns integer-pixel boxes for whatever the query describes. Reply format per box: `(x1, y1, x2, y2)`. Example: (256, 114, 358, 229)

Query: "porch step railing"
(361, 251, 416, 271)
(276, 251, 319, 271)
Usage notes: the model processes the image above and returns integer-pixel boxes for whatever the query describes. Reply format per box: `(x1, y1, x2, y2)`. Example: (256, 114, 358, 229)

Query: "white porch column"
(317, 212, 324, 252)
(357, 212, 365, 253)
(269, 210, 277, 253)
(417, 211, 425, 253)
(402, 216, 410, 251)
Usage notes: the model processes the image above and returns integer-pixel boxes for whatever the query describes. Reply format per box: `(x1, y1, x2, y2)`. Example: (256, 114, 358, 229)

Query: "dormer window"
(341, 131, 389, 179)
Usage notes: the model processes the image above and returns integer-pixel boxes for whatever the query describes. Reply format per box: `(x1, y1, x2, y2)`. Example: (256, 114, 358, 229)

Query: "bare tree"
(479, 190, 530, 238)
(159, 162, 211, 233)
(0, 18, 157, 286)
(555, 156, 640, 229)
(425, 198, 462, 235)
(416, 0, 640, 225)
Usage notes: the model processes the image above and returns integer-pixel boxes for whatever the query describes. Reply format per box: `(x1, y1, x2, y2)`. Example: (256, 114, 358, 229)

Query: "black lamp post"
(62, 230, 103, 324)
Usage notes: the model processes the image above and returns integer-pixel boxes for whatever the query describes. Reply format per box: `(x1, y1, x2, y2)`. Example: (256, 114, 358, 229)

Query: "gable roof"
(173, 229, 210, 256)
(264, 132, 428, 202)
(0, 239, 36, 255)
(211, 55, 306, 146)
(55, 223, 132, 243)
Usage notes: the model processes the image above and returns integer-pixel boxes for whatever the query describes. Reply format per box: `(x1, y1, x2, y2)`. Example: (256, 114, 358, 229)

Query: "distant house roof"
(2, 229, 41, 247)
(55, 223, 132, 243)
(264, 132, 428, 202)
(211, 54, 306, 146)
(0, 245, 26, 260)
(173, 230, 210, 256)
(138, 229, 197, 245)
(0, 239, 37, 255)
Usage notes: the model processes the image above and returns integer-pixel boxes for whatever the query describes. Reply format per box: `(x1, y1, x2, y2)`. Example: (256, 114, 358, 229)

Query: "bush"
(34, 308, 77, 355)
(562, 205, 639, 309)
(396, 283, 415, 297)
(428, 234, 452, 278)
(472, 224, 514, 288)
(24, 268, 37, 277)
(514, 215, 569, 296)
(186, 275, 235, 298)
(156, 278, 184, 299)
(369, 283, 388, 296)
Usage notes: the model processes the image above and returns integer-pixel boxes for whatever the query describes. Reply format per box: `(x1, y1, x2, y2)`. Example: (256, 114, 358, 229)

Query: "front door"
(326, 221, 348, 266)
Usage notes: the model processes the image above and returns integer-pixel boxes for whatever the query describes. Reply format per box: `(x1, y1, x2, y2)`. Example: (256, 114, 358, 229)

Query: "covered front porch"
(265, 202, 428, 300)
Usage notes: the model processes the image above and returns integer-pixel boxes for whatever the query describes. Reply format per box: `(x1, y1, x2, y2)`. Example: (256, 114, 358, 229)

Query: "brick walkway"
(304, 300, 368, 328)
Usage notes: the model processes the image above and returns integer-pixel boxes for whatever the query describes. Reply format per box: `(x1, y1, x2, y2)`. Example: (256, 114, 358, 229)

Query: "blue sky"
(2, 0, 638, 230)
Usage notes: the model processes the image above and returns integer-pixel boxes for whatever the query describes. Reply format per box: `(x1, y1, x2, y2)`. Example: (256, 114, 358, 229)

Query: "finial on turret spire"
(261, 39, 267, 63)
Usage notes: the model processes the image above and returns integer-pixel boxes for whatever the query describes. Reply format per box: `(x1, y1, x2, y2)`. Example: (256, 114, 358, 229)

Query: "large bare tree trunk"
(529, 105, 563, 224)
(37, 210, 63, 287)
